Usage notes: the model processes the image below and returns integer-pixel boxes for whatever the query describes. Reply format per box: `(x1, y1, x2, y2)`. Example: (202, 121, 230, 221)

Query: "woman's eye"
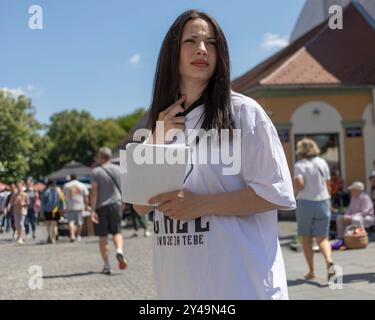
(207, 41, 216, 46)
(184, 39, 195, 43)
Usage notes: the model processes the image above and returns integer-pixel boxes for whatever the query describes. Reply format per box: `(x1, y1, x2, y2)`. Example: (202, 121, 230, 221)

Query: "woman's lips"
(191, 62, 209, 68)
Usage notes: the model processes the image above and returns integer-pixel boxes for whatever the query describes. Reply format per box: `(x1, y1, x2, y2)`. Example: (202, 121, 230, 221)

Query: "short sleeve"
(241, 121, 296, 210)
(323, 159, 331, 181)
(83, 184, 89, 196)
(92, 169, 98, 184)
(294, 162, 304, 179)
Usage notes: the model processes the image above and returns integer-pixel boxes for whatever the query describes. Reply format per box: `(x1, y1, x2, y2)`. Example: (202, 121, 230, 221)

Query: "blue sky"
(0, 0, 305, 124)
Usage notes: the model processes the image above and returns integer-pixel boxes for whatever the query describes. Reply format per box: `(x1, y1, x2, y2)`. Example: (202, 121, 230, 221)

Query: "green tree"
(0, 92, 43, 183)
(46, 110, 125, 172)
(116, 108, 146, 132)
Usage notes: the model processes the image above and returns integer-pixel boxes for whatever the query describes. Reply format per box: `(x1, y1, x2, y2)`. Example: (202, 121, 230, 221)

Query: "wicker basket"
(344, 233, 369, 249)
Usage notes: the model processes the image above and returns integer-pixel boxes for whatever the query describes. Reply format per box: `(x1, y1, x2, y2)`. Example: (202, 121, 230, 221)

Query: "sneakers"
(116, 253, 128, 270)
(144, 230, 152, 237)
(101, 267, 113, 275)
(77, 236, 81, 242)
(16, 239, 24, 245)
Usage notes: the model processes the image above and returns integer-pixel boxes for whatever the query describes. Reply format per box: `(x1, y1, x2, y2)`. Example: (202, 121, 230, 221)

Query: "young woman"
(133, 10, 296, 299)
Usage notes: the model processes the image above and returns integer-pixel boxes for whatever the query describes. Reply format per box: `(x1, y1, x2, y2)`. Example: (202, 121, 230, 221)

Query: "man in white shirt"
(63, 173, 89, 242)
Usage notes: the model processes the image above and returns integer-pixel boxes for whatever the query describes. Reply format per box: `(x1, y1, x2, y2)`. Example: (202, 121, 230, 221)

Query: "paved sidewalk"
(279, 222, 375, 300)
(0, 221, 374, 300)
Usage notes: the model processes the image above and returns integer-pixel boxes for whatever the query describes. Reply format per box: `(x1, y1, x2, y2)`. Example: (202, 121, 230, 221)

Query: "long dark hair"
(147, 10, 234, 136)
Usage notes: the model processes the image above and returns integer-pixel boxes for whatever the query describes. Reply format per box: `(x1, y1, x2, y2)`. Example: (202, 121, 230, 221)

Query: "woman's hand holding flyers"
(148, 188, 208, 221)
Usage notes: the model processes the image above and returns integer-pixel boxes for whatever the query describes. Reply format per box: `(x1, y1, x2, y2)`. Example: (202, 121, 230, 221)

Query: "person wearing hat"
(336, 181, 374, 239)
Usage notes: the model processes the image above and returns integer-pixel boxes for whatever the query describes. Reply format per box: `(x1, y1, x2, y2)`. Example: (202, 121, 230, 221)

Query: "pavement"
(0, 219, 374, 300)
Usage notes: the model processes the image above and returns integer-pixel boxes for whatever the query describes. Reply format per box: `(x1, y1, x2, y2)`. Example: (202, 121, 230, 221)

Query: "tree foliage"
(116, 108, 146, 132)
(0, 92, 42, 183)
(0, 90, 145, 182)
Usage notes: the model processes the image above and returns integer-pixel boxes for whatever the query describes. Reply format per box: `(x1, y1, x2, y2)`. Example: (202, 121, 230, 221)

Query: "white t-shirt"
(294, 157, 331, 201)
(151, 91, 296, 300)
(63, 180, 89, 211)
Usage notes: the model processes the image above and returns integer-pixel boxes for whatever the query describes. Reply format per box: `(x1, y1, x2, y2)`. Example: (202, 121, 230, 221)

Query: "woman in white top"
(134, 10, 296, 299)
(294, 138, 335, 281)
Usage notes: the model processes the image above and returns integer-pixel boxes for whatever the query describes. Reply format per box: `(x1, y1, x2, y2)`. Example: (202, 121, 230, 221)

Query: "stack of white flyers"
(120, 143, 192, 206)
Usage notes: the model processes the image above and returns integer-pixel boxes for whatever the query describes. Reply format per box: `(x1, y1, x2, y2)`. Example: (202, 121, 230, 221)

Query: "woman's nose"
(196, 41, 207, 55)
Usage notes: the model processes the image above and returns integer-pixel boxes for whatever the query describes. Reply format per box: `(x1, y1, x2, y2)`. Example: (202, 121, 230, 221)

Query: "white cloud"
(0, 85, 43, 98)
(129, 53, 141, 65)
(0, 87, 26, 97)
(261, 33, 289, 49)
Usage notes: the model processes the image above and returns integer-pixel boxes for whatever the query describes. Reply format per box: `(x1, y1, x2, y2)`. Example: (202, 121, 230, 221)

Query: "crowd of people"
(293, 138, 375, 281)
(0, 147, 153, 275)
(0, 180, 41, 244)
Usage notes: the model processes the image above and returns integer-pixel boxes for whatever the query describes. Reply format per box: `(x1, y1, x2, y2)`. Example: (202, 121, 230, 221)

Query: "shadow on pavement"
(287, 279, 328, 288)
(42, 271, 122, 279)
(279, 235, 295, 247)
(343, 273, 375, 284)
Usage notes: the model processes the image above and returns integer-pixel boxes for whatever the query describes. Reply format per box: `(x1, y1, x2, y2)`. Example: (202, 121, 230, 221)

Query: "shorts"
(66, 210, 84, 226)
(44, 211, 61, 222)
(296, 199, 331, 237)
(14, 213, 26, 230)
(94, 203, 122, 237)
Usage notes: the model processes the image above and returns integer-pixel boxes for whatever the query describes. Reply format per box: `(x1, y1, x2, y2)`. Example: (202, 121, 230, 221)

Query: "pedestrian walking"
(41, 179, 64, 244)
(63, 173, 89, 242)
(293, 138, 336, 281)
(369, 160, 375, 203)
(126, 203, 151, 238)
(0, 188, 11, 233)
(24, 179, 39, 239)
(10, 181, 28, 244)
(133, 10, 296, 299)
(91, 147, 128, 275)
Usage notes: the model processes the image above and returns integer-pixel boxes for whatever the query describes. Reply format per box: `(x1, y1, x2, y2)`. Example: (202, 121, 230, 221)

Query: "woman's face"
(179, 18, 217, 85)
(350, 189, 361, 198)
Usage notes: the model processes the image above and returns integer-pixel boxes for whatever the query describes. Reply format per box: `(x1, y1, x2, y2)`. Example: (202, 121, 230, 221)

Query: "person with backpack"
(91, 147, 127, 275)
(41, 178, 64, 244)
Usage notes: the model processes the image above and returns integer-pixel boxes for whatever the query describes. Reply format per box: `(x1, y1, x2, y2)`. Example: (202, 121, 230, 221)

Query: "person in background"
(41, 179, 63, 244)
(25, 179, 39, 240)
(126, 203, 151, 238)
(336, 181, 374, 239)
(293, 138, 335, 281)
(5, 184, 16, 235)
(369, 160, 375, 203)
(63, 173, 89, 242)
(91, 147, 127, 275)
(0, 188, 11, 233)
(10, 181, 28, 244)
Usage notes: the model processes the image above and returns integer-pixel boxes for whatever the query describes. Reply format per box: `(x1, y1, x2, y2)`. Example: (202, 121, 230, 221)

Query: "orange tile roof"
(232, 2, 375, 93)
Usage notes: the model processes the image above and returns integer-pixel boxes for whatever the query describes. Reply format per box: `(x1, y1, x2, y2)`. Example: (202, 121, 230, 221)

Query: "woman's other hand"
(149, 188, 208, 221)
